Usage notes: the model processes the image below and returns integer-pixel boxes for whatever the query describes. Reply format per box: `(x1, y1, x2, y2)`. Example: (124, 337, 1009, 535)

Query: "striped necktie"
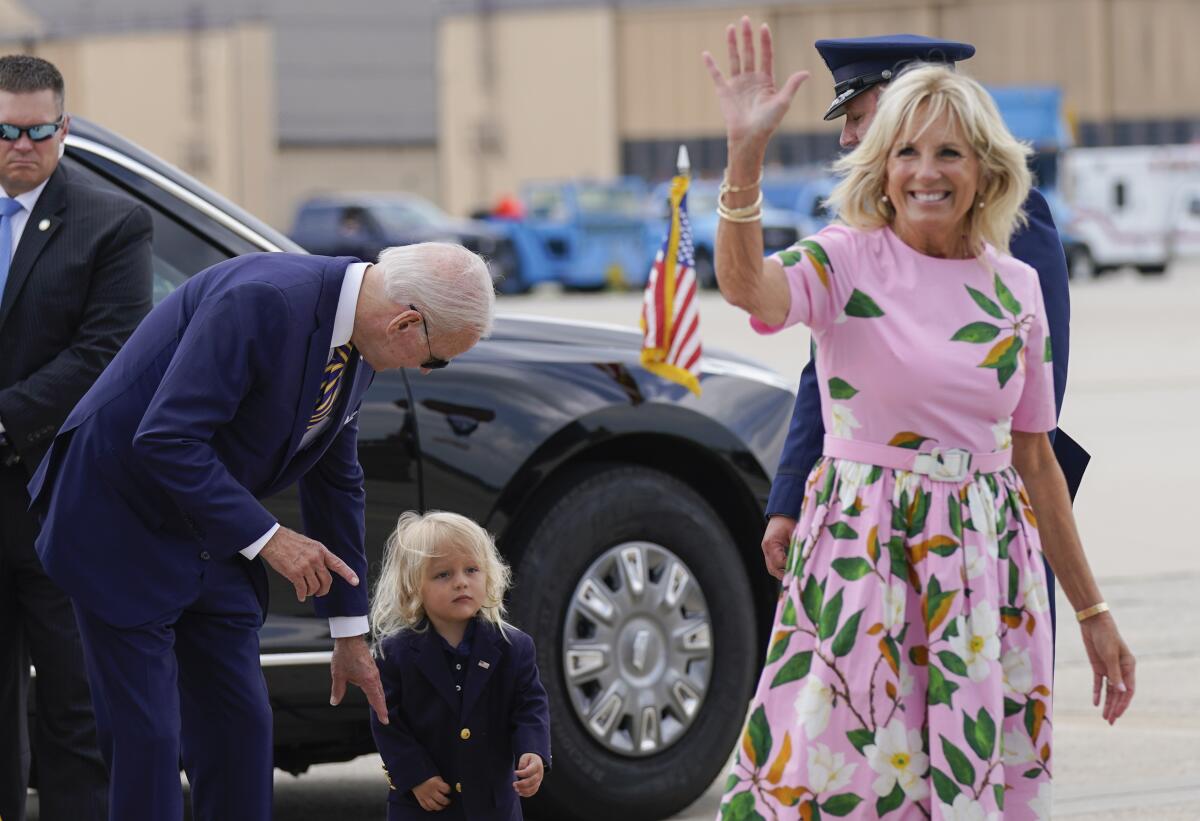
(0, 197, 23, 302)
(308, 343, 354, 430)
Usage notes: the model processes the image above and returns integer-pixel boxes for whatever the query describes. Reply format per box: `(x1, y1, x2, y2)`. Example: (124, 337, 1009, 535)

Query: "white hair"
(374, 242, 496, 339)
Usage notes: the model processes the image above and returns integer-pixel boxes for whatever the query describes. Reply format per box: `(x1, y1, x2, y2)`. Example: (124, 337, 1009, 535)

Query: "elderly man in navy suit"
(743, 27, 1089, 636)
(29, 242, 495, 820)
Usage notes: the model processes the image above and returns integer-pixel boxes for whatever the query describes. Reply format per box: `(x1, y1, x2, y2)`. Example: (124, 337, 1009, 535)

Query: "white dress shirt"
(240, 261, 369, 639)
(0, 179, 51, 436)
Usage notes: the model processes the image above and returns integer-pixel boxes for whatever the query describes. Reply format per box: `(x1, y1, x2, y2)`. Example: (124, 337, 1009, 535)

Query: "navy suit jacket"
(766, 189, 1091, 518)
(28, 252, 375, 628)
(371, 621, 551, 820)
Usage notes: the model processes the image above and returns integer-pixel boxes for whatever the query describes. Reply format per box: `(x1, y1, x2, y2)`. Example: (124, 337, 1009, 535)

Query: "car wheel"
(1136, 263, 1168, 276)
(694, 248, 717, 289)
(512, 464, 757, 821)
(1065, 244, 1097, 280)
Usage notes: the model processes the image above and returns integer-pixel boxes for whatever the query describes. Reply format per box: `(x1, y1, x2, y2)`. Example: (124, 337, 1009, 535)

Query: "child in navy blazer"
(369, 511, 551, 820)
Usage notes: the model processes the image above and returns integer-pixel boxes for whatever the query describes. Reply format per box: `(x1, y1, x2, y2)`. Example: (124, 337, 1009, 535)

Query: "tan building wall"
(31, 24, 276, 221)
(442, 0, 1200, 212)
(274, 144, 440, 230)
(439, 6, 620, 217)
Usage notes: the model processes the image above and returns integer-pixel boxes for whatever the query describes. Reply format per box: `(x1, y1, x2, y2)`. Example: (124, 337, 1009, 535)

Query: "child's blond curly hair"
(370, 510, 513, 643)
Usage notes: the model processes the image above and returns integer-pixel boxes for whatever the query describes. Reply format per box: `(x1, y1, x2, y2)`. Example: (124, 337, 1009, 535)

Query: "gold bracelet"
(1076, 602, 1110, 622)
(717, 188, 763, 218)
(717, 208, 763, 224)
(719, 170, 763, 194)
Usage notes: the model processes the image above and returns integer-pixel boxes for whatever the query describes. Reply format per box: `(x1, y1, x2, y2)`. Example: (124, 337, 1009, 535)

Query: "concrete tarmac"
(28, 263, 1200, 819)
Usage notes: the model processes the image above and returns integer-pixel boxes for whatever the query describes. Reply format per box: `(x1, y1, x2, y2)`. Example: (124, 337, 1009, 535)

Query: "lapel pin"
(478, 660, 490, 669)
(38, 219, 50, 231)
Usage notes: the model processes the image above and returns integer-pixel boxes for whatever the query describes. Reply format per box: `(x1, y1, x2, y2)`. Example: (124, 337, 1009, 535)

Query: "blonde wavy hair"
(825, 64, 1032, 254)
(370, 510, 513, 643)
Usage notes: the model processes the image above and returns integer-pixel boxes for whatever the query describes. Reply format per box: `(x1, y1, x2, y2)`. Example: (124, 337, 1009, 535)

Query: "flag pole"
(676, 144, 691, 177)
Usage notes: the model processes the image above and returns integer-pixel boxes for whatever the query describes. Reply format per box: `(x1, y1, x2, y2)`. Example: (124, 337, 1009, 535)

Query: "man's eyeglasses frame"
(409, 304, 450, 370)
(0, 118, 65, 143)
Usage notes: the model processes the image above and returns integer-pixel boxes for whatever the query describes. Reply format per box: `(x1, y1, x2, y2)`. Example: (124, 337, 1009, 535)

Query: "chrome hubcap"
(562, 542, 713, 756)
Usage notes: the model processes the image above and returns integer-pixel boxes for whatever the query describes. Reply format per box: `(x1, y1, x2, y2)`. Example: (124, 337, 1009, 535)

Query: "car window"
(374, 200, 442, 232)
(63, 154, 232, 304)
(292, 205, 343, 247)
(525, 188, 567, 221)
(577, 186, 643, 217)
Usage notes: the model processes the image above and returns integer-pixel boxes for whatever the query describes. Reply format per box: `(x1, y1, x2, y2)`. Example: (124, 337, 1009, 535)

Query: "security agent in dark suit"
(758, 34, 1090, 637)
(0, 55, 153, 821)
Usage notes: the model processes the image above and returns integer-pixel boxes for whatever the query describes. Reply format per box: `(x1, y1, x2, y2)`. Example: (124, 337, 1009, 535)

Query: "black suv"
(51, 119, 795, 821)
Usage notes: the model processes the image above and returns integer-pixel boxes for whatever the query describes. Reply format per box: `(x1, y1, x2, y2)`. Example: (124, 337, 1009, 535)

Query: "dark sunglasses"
(409, 304, 450, 369)
(0, 118, 64, 142)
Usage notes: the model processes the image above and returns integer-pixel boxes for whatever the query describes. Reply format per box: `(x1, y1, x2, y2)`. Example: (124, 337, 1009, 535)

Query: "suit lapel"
(461, 623, 503, 720)
(413, 628, 462, 713)
(0, 168, 67, 334)
(270, 259, 344, 485)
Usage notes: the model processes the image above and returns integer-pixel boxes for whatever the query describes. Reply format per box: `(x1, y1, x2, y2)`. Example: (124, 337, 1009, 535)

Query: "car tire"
(1065, 244, 1097, 280)
(1136, 263, 1168, 276)
(694, 248, 718, 290)
(512, 464, 757, 821)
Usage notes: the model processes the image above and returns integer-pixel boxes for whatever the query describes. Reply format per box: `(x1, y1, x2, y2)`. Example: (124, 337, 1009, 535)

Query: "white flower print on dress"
(948, 601, 1001, 682)
(1002, 646, 1034, 696)
(966, 480, 999, 554)
(830, 404, 862, 439)
(880, 578, 907, 633)
(963, 543, 989, 581)
(1021, 570, 1051, 614)
(1028, 781, 1052, 819)
(1002, 728, 1037, 767)
(864, 719, 930, 800)
(991, 417, 1013, 451)
(891, 470, 921, 508)
(794, 675, 834, 739)
(807, 742, 857, 794)
(897, 661, 915, 697)
(835, 460, 872, 510)
(939, 793, 1000, 821)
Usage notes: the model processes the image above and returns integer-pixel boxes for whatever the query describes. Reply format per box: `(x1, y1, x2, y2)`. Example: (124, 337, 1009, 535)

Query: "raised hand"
(259, 525, 359, 602)
(702, 16, 810, 149)
(1080, 613, 1136, 725)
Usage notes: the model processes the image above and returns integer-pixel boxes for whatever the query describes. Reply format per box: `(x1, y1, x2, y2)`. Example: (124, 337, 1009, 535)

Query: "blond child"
(369, 511, 551, 819)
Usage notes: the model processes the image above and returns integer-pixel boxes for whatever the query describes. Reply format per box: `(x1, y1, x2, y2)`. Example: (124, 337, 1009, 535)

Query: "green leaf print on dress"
(952, 273, 1036, 388)
(844, 289, 886, 318)
(828, 377, 859, 399)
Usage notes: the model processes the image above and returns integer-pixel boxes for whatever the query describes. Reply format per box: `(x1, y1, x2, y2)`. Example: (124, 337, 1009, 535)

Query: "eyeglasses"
(409, 304, 450, 369)
(0, 118, 64, 143)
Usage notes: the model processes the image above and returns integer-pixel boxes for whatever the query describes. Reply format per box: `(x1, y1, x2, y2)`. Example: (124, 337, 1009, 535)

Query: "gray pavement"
(28, 264, 1200, 819)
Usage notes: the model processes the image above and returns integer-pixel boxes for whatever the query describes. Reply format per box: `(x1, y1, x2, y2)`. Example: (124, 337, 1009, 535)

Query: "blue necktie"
(0, 197, 22, 302)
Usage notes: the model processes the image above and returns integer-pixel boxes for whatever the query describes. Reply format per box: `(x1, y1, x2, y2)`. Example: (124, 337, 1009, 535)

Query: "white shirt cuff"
(240, 522, 280, 560)
(329, 616, 369, 638)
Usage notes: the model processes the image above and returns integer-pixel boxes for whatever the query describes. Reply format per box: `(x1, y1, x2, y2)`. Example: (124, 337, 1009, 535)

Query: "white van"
(1060, 144, 1200, 276)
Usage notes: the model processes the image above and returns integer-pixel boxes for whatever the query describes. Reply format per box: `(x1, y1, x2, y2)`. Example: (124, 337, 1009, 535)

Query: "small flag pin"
(38, 219, 50, 231)
(478, 660, 490, 669)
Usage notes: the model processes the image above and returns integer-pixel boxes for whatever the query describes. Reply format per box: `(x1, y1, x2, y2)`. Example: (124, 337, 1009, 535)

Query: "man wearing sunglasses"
(30, 241, 493, 820)
(0, 55, 153, 821)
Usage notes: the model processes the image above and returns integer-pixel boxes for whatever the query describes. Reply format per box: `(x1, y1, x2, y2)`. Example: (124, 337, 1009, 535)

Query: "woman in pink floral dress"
(703, 20, 1136, 821)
